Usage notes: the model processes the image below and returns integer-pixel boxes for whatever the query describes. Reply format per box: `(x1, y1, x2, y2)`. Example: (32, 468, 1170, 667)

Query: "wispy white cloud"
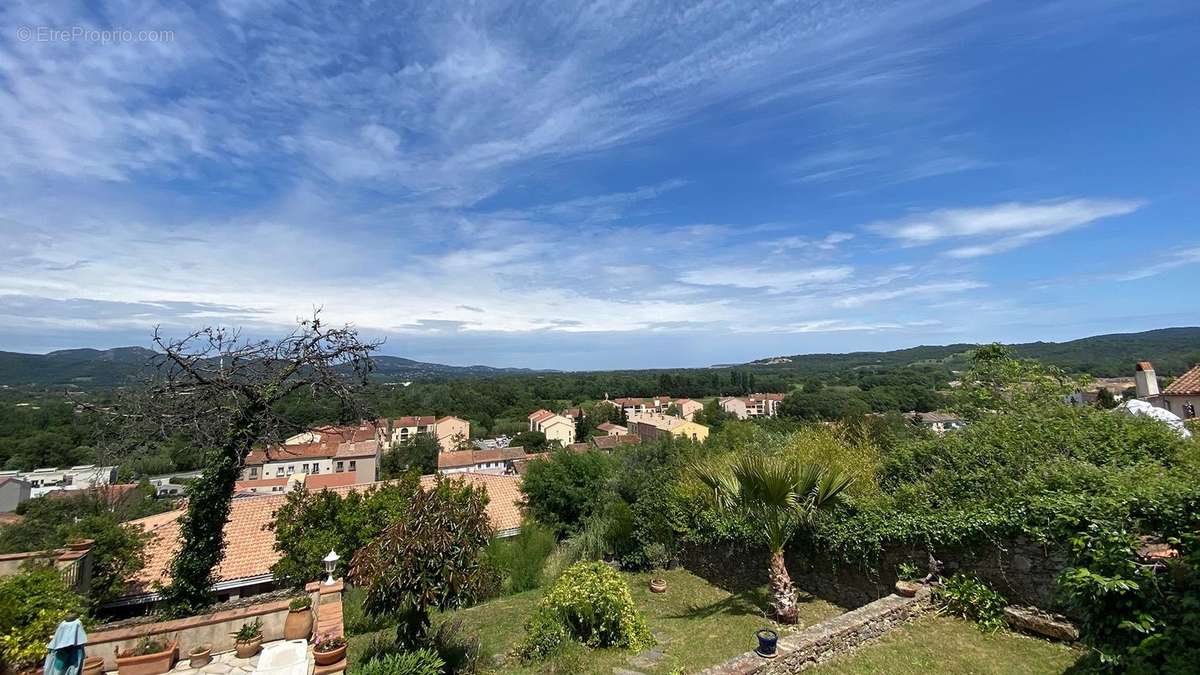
(1117, 246, 1200, 281)
(833, 280, 986, 308)
(871, 198, 1145, 257)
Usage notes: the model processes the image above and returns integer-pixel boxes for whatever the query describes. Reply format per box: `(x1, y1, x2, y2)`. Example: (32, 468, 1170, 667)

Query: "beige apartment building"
(528, 409, 577, 446)
(379, 416, 471, 452)
(719, 393, 785, 419)
(602, 396, 704, 421)
(626, 412, 709, 443)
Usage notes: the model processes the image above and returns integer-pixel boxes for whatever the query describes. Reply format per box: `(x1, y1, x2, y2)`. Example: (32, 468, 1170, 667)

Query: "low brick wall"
(88, 581, 344, 670)
(699, 589, 931, 674)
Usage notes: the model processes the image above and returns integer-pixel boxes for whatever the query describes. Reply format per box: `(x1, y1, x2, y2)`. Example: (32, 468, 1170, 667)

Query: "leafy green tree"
(691, 453, 852, 622)
(778, 389, 869, 421)
(350, 476, 494, 645)
(101, 316, 376, 616)
(520, 450, 615, 535)
(954, 343, 1085, 418)
(270, 477, 418, 587)
(382, 434, 441, 478)
(510, 430, 550, 452)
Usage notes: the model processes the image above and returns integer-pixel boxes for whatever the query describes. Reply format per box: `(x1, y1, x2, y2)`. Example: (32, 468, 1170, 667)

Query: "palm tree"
(692, 453, 852, 623)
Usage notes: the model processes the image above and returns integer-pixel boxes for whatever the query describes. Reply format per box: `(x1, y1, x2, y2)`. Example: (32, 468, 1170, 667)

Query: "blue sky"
(0, 1, 1197, 369)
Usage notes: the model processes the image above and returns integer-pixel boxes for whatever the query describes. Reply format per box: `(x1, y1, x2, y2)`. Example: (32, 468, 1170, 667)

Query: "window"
(286, 465, 295, 475)
(301, 463, 309, 473)
(1185, 403, 1197, 419)
(349, 460, 357, 472)
(250, 467, 258, 478)
(276, 467, 284, 477)
(336, 461, 344, 473)
(312, 464, 320, 474)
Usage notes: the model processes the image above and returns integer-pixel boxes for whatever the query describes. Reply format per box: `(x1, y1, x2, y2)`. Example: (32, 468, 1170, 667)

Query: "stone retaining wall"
(699, 589, 931, 675)
(682, 536, 1067, 611)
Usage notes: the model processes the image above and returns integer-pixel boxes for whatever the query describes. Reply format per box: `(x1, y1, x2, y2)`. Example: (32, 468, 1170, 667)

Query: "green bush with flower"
(517, 561, 653, 659)
(0, 567, 88, 671)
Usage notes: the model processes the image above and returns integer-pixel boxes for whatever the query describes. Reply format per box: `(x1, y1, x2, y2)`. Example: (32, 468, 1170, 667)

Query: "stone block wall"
(681, 535, 1068, 612)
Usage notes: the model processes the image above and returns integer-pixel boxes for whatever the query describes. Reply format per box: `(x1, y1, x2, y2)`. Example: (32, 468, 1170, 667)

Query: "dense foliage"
(347, 648, 445, 675)
(270, 476, 420, 587)
(350, 476, 495, 644)
(519, 450, 616, 535)
(0, 567, 88, 670)
(484, 522, 556, 593)
(516, 561, 654, 660)
(0, 486, 162, 609)
(933, 573, 1008, 632)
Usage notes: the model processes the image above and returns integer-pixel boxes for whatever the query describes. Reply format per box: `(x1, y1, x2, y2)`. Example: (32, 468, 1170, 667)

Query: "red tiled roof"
(591, 434, 641, 449)
(1162, 364, 1200, 396)
(127, 474, 526, 597)
(333, 440, 380, 459)
(438, 447, 527, 469)
(306, 473, 362, 490)
(528, 409, 554, 422)
(596, 422, 625, 432)
(394, 416, 436, 427)
(1136, 361, 1155, 372)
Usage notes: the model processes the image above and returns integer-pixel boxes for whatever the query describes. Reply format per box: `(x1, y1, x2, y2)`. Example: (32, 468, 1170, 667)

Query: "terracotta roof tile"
(1163, 364, 1200, 396)
(591, 434, 640, 449)
(126, 473, 525, 597)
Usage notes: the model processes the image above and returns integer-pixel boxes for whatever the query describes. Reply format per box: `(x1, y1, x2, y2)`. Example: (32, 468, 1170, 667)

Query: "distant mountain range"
(745, 327, 1200, 378)
(1, 326, 1196, 387)
(0, 347, 544, 388)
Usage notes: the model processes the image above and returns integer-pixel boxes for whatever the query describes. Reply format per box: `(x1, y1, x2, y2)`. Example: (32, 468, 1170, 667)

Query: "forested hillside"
(750, 327, 1200, 377)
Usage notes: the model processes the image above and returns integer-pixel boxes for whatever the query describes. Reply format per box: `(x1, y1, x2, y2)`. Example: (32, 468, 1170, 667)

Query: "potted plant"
(82, 656, 105, 675)
(233, 619, 263, 659)
(648, 570, 667, 594)
(755, 629, 778, 658)
(66, 538, 94, 552)
(187, 644, 212, 669)
(115, 637, 177, 675)
(283, 596, 314, 641)
(894, 562, 923, 597)
(312, 634, 347, 666)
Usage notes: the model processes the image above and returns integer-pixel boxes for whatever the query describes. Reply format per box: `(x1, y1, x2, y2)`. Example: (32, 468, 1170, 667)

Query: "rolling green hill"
(748, 327, 1200, 378)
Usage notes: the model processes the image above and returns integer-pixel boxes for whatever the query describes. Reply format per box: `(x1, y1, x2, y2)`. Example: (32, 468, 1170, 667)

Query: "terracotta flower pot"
(894, 580, 922, 597)
(234, 637, 262, 659)
(283, 607, 314, 641)
(313, 643, 346, 667)
(649, 578, 667, 594)
(116, 641, 176, 675)
(188, 645, 212, 669)
(82, 656, 105, 675)
(67, 539, 94, 551)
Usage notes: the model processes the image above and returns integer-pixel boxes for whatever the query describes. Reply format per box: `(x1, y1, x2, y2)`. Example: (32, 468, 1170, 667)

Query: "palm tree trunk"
(768, 550, 798, 624)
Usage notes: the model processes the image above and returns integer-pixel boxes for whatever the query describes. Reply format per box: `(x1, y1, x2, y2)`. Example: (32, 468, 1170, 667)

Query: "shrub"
(350, 476, 494, 645)
(517, 562, 654, 659)
(934, 573, 1007, 632)
(289, 596, 312, 611)
(344, 585, 396, 637)
(348, 649, 444, 675)
(430, 618, 481, 674)
(484, 523, 556, 593)
(519, 451, 615, 536)
(0, 567, 88, 670)
(897, 562, 921, 582)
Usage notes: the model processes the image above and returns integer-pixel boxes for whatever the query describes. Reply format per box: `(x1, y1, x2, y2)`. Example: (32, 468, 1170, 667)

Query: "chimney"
(1134, 361, 1159, 398)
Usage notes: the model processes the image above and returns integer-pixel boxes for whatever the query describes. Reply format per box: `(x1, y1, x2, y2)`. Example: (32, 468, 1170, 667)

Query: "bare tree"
(100, 314, 377, 615)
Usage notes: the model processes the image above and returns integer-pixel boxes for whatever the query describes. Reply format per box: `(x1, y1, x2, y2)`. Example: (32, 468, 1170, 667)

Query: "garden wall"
(681, 535, 1068, 611)
(87, 580, 344, 670)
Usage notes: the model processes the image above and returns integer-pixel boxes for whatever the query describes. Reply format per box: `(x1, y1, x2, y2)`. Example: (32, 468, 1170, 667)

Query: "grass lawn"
(811, 614, 1084, 675)
(348, 567, 844, 674)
